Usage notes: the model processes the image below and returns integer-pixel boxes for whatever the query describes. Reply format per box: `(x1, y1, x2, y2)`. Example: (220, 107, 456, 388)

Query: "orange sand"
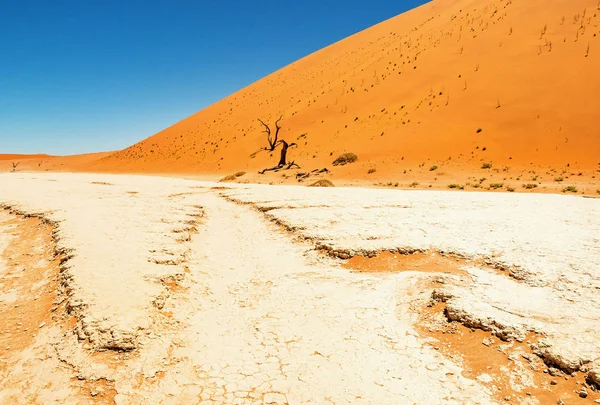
(4, 0, 600, 193)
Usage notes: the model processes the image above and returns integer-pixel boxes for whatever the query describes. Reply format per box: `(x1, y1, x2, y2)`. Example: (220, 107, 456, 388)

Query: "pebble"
(579, 388, 588, 398)
(550, 380, 557, 385)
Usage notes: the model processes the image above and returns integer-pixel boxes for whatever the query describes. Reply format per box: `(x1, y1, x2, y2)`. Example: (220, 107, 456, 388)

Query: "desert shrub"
(368, 168, 377, 174)
(430, 165, 438, 171)
(448, 184, 464, 190)
(219, 174, 237, 182)
(489, 183, 504, 189)
(409, 182, 419, 187)
(332, 152, 358, 166)
(523, 183, 538, 189)
(481, 162, 492, 169)
(554, 176, 563, 182)
(563, 185, 577, 193)
(220, 171, 246, 182)
(308, 179, 334, 187)
(476, 128, 483, 133)
(507, 186, 515, 192)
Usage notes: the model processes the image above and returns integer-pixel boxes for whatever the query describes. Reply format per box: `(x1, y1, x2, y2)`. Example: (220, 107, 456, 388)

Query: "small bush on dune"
(448, 184, 464, 190)
(481, 162, 492, 169)
(489, 183, 504, 189)
(563, 185, 577, 193)
(220, 171, 246, 182)
(554, 176, 563, 182)
(523, 183, 537, 189)
(332, 152, 358, 166)
(430, 165, 438, 171)
(368, 168, 377, 174)
(507, 186, 515, 192)
(308, 179, 334, 187)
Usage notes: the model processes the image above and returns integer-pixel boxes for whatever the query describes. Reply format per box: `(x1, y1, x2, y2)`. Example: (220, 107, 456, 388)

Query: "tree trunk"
(278, 140, 289, 166)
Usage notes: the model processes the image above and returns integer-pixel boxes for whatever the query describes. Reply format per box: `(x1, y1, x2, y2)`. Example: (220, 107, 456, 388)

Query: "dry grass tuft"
(308, 179, 334, 187)
(332, 152, 358, 166)
(219, 171, 246, 182)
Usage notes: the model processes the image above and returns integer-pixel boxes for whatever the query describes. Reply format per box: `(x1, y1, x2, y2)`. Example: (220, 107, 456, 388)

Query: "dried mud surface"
(1, 172, 599, 404)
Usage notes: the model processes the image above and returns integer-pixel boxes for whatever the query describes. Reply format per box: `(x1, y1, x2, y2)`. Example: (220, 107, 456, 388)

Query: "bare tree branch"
(273, 115, 283, 148)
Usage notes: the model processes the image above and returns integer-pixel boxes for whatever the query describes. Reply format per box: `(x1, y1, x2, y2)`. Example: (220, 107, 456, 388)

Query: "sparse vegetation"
(219, 171, 245, 182)
(409, 182, 419, 188)
(332, 152, 358, 166)
(554, 176, 563, 182)
(489, 183, 504, 189)
(507, 186, 515, 192)
(308, 179, 334, 187)
(448, 184, 464, 190)
(563, 186, 577, 193)
(368, 168, 377, 174)
(481, 162, 492, 169)
(429, 165, 438, 171)
(523, 183, 538, 189)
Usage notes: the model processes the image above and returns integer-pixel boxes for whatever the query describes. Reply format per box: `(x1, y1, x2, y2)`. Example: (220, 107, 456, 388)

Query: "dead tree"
(252, 116, 300, 173)
(258, 115, 283, 151)
(11, 162, 19, 172)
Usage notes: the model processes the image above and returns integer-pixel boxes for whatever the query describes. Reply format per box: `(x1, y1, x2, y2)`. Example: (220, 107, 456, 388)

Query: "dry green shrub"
(332, 152, 358, 166)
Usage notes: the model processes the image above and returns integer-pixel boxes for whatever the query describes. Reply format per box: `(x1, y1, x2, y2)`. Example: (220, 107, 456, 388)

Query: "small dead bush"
(332, 152, 358, 166)
(481, 162, 492, 169)
(308, 179, 334, 187)
(489, 183, 504, 189)
(368, 168, 377, 174)
(563, 185, 577, 193)
(219, 171, 246, 182)
(448, 184, 464, 190)
(522, 183, 538, 189)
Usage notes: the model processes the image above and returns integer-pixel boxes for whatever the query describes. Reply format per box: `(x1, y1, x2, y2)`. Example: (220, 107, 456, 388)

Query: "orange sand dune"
(0, 152, 112, 172)
(87, 0, 599, 177)
(10, 0, 599, 194)
(0, 154, 51, 161)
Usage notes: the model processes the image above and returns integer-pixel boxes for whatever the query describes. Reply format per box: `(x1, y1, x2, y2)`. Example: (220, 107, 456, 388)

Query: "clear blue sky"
(0, 0, 426, 155)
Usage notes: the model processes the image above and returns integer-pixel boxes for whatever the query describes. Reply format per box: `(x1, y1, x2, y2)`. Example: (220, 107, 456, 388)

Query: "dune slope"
(90, 0, 599, 177)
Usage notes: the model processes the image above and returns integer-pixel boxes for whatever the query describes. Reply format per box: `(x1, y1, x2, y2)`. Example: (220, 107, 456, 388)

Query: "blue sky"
(0, 0, 425, 155)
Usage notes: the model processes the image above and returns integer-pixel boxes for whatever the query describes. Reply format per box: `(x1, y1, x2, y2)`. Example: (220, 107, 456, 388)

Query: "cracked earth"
(1, 173, 599, 404)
